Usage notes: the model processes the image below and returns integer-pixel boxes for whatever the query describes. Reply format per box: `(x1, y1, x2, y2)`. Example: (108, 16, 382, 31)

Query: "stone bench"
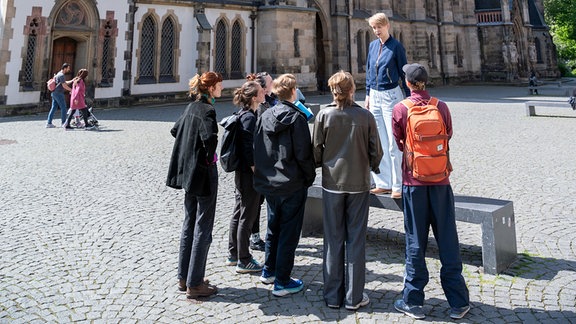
(303, 184, 517, 275)
(525, 100, 574, 116)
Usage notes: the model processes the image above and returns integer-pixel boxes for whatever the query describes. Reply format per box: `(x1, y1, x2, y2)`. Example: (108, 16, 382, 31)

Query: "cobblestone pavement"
(1, 84, 575, 323)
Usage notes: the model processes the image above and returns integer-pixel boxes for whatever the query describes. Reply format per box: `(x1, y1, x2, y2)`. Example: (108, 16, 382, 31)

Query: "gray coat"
(313, 102, 383, 192)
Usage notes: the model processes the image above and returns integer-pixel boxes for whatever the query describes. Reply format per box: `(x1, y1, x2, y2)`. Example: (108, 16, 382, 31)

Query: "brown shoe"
(178, 279, 187, 292)
(178, 278, 210, 292)
(390, 191, 402, 199)
(370, 188, 392, 195)
(186, 282, 218, 299)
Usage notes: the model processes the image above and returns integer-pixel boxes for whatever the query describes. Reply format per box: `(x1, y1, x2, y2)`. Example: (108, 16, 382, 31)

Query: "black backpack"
(219, 111, 244, 172)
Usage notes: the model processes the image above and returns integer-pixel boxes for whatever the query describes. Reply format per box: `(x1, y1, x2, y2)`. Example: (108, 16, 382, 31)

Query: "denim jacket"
(365, 36, 409, 97)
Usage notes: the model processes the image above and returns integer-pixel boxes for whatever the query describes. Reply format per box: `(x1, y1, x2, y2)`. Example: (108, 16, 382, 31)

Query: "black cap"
(61, 63, 70, 69)
(403, 63, 428, 83)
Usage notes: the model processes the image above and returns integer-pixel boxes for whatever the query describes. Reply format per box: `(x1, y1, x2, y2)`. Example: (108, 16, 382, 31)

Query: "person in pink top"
(63, 69, 90, 130)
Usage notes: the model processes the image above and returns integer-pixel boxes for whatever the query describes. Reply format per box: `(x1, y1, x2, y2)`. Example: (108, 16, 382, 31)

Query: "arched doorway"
(47, 0, 101, 99)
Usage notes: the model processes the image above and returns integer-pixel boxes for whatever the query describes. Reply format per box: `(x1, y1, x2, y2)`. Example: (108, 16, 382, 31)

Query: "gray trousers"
(322, 190, 370, 307)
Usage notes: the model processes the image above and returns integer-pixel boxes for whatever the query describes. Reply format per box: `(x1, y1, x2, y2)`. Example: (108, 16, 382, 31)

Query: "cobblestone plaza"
(1, 85, 575, 323)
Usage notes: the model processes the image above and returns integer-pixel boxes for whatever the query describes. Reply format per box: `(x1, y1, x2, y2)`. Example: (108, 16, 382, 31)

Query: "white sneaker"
(346, 293, 370, 310)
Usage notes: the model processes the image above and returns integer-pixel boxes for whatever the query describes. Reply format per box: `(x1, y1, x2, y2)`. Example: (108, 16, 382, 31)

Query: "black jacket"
(166, 97, 218, 196)
(237, 108, 257, 173)
(253, 100, 316, 195)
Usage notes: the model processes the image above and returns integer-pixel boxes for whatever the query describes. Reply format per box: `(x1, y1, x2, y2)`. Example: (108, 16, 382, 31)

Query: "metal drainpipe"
(436, 0, 446, 85)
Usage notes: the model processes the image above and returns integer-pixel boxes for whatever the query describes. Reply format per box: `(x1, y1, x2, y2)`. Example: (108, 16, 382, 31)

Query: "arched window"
(356, 30, 366, 72)
(535, 38, 543, 63)
(160, 17, 176, 82)
(100, 17, 117, 87)
(139, 15, 156, 83)
(455, 35, 463, 67)
(137, 13, 179, 84)
(231, 21, 243, 79)
(21, 16, 42, 91)
(214, 18, 246, 80)
(429, 33, 436, 68)
(24, 30, 37, 90)
(215, 20, 227, 77)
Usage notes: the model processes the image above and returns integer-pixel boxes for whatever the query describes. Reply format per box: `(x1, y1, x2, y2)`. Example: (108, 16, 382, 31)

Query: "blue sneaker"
(260, 268, 275, 284)
(272, 278, 304, 297)
(236, 258, 263, 273)
(394, 299, 425, 319)
(450, 305, 470, 319)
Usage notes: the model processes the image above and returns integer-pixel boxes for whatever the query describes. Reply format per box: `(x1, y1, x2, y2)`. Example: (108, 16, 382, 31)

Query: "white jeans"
(369, 86, 403, 192)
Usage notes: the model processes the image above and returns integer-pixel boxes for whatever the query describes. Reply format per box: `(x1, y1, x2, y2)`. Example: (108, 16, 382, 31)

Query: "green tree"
(544, 0, 576, 73)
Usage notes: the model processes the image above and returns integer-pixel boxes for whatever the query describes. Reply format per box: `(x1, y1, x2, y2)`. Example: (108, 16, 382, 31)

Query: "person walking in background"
(226, 81, 266, 274)
(46, 63, 72, 128)
(313, 71, 383, 310)
(391, 63, 470, 320)
(253, 73, 316, 297)
(63, 69, 91, 130)
(365, 12, 409, 199)
(166, 72, 223, 299)
(246, 71, 277, 251)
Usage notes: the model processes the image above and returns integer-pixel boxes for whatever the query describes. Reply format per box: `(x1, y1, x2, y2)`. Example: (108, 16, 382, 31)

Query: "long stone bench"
(303, 184, 517, 275)
(525, 100, 574, 116)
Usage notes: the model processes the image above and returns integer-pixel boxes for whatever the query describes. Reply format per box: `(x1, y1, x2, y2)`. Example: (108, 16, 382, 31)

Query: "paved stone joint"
(1, 85, 575, 323)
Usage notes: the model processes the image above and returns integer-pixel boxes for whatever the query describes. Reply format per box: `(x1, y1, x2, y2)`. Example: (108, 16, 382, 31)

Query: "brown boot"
(186, 282, 218, 299)
(178, 278, 210, 292)
(178, 279, 187, 292)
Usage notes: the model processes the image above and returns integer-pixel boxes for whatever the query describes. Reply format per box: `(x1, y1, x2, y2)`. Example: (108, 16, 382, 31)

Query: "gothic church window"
(137, 13, 179, 84)
(214, 18, 245, 80)
(139, 15, 156, 83)
(160, 17, 176, 82)
(23, 20, 39, 90)
(20, 9, 47, 92)
(100, 16, 117, 87)
(429, 34, 436, 68)
(215, 20, 227, 77)
(534, 38, 543, 63)
(231, 21, 243, 79)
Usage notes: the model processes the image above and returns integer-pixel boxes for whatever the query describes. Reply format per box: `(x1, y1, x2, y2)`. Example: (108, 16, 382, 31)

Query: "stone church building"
(0, 0, 558, 116)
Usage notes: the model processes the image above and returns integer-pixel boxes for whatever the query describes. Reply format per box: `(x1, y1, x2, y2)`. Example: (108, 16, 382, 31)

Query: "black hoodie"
(253, 100, 316, 195)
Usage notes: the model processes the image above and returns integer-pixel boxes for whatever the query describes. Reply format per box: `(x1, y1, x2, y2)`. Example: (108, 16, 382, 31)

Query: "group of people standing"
(166, 11, 470, 320)
(45, 63, 92, 130)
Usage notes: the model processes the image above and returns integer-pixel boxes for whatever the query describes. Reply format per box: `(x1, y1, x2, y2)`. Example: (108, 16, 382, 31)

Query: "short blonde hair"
(368, 12, 389, 27)
(272, 74, 297, 101)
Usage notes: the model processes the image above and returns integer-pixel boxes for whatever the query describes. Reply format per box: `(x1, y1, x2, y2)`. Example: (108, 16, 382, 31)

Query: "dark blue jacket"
(365, 36, 410, 97)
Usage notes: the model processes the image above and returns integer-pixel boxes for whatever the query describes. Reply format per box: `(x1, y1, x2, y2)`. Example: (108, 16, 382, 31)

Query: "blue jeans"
(263, 187, 307, 286)
(178, 164, 218, 288)
(47, 91, 68, 125)
(401, 185, 469, 308)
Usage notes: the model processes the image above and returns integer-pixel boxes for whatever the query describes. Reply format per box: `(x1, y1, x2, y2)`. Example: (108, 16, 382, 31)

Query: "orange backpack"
(402, 97, 452, 182)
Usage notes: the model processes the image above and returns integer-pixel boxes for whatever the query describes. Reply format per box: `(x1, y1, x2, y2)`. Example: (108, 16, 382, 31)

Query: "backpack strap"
(401, 98, 415, 109)
(402, 97, 439, 109)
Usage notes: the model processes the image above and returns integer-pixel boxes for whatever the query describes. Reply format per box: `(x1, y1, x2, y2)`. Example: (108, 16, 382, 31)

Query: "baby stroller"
(68, 98, 100, 130)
